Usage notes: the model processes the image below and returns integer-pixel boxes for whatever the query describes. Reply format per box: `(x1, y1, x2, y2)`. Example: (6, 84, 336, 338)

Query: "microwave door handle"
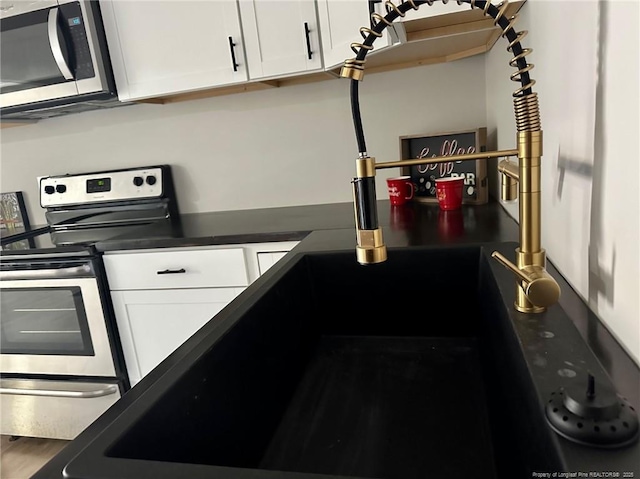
(47, 7, 74, 80)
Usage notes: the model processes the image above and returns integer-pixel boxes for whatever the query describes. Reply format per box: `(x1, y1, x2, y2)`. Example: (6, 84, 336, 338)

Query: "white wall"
(0, 57, 487, 226)
(485, 0, 640, 364)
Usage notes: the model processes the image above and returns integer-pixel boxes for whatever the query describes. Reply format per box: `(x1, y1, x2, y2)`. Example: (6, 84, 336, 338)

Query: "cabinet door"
(317, 0, 394, 70)
(100, 0, 248, 101)
(111, 288, 244, 386)
(239, 0, 322, 79)
(257, 251, 289, 275)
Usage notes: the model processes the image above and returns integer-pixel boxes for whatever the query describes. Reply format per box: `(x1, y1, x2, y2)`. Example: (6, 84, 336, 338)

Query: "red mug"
(435, 177, 464, 210)
(386, 176, 414, 206)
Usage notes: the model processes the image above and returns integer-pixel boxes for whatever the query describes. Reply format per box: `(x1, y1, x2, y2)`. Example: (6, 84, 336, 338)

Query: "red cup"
(386, 176, 414, 206)
(435, 177, 464, 210)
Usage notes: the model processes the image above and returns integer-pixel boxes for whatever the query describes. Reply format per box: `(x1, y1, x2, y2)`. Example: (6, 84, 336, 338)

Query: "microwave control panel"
(59, 1, 95, 80)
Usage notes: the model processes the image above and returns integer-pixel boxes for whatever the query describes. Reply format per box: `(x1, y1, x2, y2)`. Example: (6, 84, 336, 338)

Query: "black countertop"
(1, 200, 517, 253)
(31, 200, 640, 478)
(0, 223, 53, 251)
(94, 199, 516, 252)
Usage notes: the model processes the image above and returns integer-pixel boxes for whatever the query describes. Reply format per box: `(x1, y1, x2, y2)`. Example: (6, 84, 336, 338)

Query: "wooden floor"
(0, 436, 68, 479)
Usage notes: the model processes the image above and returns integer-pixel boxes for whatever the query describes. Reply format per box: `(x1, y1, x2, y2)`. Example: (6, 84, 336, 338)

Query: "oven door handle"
(0, 384, 118, 398)
(48, 7, 74, 80)
(0, 264, 92, 280)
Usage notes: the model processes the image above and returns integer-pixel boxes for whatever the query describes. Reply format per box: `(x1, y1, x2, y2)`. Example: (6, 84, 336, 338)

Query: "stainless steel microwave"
(0, 0, 118, 119)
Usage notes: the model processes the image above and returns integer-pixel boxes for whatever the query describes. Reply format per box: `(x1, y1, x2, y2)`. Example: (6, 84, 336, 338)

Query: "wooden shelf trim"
(135, 72, 338, 105)
(0, 120, 37, 129)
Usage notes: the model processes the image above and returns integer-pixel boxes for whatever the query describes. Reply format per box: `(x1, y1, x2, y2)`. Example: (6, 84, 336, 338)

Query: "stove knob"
(133, 176, 144, 187)
(44, 185, 55, 195)
(56, 184, 67, 193)
(146, 175, 157, 185)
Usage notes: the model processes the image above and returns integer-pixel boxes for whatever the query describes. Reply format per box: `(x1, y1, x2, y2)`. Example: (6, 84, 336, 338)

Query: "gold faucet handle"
(497, 159, 519, 201)
(492, 251, 560, 308)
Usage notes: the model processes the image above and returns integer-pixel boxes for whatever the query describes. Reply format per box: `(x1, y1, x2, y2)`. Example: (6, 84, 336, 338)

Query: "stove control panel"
(40, 166, 167, 208)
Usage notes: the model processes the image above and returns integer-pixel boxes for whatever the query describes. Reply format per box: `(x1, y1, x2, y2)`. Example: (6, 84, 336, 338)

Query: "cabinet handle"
(228, 36, 239, 72)
(157, 268, 186, 275)
(304, 22, 312, 60)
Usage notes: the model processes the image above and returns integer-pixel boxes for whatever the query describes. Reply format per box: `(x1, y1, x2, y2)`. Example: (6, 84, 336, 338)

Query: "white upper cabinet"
(396, 0, 468, 23)
(389, 1, 501, 44)
(317, 0, 395, 70)
(239, 0, 323, 80)
(100, 1, 248, 101)
(98, 0, 505, 101)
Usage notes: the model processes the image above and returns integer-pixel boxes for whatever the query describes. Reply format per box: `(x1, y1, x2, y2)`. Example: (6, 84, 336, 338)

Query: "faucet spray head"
(352, 156, 387, 265)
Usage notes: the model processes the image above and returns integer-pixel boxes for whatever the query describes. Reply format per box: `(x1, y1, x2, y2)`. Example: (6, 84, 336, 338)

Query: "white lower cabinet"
(110, 288, 244, 386)
(104, 241, 298, 386)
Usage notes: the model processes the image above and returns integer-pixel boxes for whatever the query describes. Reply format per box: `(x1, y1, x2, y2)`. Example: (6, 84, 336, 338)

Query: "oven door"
(0, 0, 110, 109)
(0, 268, 116, 377)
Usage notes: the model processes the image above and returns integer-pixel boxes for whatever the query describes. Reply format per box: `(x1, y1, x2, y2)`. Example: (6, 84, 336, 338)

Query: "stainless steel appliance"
(0, 252, 123, 440)
(0, 0, 117, 119)
(0, 165, 178, 440)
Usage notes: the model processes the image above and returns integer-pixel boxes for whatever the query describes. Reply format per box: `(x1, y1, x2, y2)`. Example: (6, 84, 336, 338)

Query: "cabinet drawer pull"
(304, 22, 312, 60)
(228, 36, 239, 72)
(157, 268, 186, 275)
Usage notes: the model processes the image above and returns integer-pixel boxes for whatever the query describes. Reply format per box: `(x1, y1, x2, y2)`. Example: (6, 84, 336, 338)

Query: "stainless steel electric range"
(0, 165, 179, 440)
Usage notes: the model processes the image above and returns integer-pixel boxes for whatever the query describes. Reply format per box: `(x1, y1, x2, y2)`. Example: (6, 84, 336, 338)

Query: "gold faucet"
(343, 0, 560, 313)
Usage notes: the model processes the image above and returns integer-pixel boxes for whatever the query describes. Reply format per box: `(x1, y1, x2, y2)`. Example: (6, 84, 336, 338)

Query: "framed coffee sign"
(399, 127, 488, 204)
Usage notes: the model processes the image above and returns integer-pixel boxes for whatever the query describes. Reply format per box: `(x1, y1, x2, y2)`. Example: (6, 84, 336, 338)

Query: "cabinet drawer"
(1, 379, 121, 440)
(104, 248, 249, 290)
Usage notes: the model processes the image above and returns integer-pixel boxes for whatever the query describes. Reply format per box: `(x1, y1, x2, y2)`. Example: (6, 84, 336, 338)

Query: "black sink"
(64, 244, 639, 479)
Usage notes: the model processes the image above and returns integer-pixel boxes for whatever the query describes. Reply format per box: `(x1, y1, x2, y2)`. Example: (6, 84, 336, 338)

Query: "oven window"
(0, 8, 70, 94)
(0, 287, 95, 356)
